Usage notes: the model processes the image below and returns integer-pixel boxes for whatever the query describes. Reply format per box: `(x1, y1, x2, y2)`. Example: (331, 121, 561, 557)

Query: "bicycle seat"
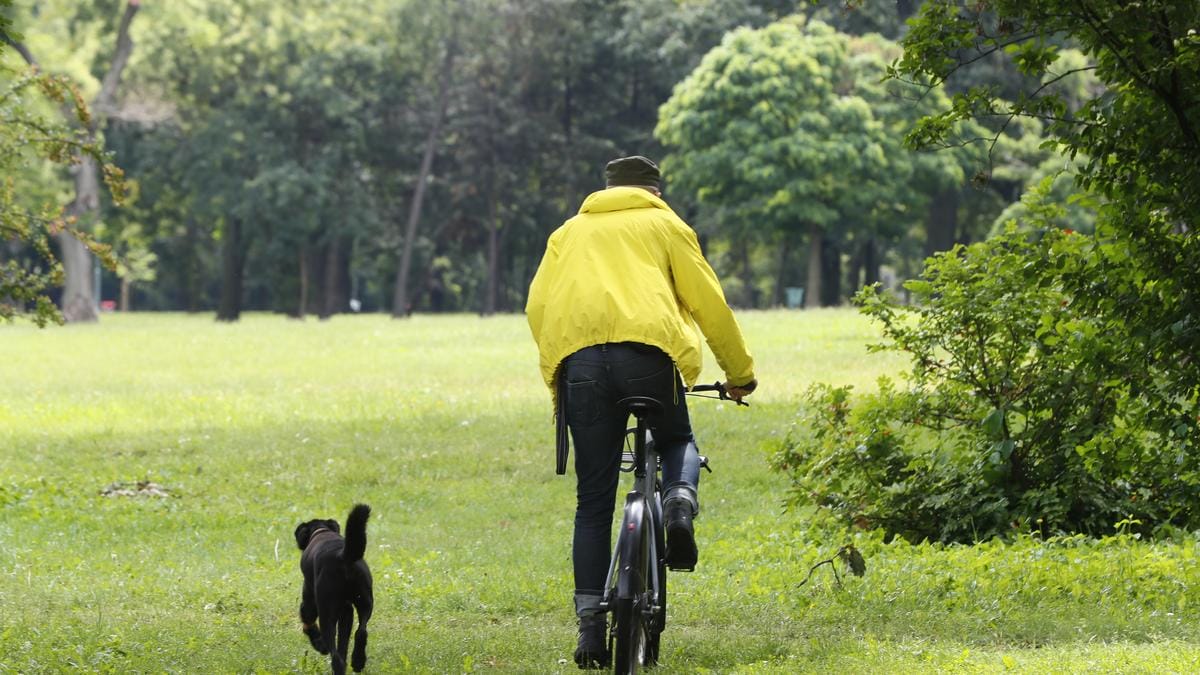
(617, 396, 663, 417)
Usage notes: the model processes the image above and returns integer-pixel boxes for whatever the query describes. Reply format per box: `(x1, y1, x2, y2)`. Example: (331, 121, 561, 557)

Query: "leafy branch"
(796, 544, 867, 589)
(1, 48, 127, 325)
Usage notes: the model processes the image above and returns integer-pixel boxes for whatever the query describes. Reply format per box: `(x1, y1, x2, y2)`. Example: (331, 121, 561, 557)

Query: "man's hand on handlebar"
(723, 378, 757, 402)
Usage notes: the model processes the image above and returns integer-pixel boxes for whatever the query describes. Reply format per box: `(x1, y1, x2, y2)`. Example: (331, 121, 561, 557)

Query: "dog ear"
(295, 521, 314, 550)
(323, 519, 340, 535)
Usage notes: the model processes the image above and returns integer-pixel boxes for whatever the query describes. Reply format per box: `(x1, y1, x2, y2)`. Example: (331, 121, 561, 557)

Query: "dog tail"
(342, 503, 371, 563)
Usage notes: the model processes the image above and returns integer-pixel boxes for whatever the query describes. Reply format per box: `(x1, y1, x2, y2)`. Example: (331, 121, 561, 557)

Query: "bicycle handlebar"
(688, 381, 750, 407)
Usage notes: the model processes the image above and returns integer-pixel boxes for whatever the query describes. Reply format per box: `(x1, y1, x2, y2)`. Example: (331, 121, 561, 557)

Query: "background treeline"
(3, 0, 1074, 320)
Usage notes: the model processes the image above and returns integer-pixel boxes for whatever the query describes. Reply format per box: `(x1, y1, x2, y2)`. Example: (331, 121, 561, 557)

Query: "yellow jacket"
(526, 186, 755, 393)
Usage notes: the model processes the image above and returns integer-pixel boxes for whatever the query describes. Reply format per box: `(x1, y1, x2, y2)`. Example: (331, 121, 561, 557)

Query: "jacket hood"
(578, 186, 669, 215)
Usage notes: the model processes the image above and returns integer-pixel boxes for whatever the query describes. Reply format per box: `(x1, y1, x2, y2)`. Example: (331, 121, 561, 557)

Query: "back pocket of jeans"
(625, 365, 673, 398)
(566, 379, 601, 426)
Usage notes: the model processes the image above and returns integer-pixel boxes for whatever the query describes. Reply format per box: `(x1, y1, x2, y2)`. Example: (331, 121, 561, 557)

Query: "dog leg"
(320, 607, 345, 675)
(351, 596, 371, 672)
(337, 606, 353, 663)
(351, 625, 368, 672)
(300, 586, 327, 654)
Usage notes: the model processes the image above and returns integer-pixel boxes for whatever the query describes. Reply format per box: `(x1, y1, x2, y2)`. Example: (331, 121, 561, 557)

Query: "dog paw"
(351, 653, 366, 672)
(303, 626, 328, 654)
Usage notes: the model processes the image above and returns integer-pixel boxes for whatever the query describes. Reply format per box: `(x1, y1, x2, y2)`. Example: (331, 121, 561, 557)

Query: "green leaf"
(983, 408, 1005, 437)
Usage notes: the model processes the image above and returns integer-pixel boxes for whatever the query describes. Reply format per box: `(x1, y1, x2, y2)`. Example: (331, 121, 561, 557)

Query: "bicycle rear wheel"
(613, 595, 648, 673)
(613, 504, 653, 673)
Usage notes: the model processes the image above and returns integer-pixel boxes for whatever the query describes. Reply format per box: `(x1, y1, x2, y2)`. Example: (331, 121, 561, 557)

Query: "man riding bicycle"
(526, 155, 757, 668)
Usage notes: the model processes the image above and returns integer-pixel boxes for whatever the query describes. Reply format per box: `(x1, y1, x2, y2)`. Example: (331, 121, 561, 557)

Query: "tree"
(4, 0, 140, 322)
(1, 3, 124, 326)
(392, 14, 455, 318)
(895, 0, 1200, 500)
(657, 17, 966, 307)
(774, 0, 1200, 541)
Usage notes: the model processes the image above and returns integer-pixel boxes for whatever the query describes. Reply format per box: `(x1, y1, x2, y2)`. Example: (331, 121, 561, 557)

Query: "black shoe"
(574, 614, 610, 669)
(664, 499, 698, 571)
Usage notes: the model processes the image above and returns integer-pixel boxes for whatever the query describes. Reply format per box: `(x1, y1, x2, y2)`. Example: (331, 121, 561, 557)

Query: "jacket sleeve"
(525, 234, 558, 344)
(667, 220, 755, 386)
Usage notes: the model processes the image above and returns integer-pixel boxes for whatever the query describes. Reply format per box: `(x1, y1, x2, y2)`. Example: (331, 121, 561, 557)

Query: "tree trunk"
(821, 236, 842, 306)
(484, 204, 500, 316)
(772, 235, 791, 307)
(423, 253, 445, 312)
(739, 239, 757, 308)
(58, 155, 102, 321)
(864, 237, 880, 286)
(119, 277, 131, 312)
(297, 246, 309, 319)
(483, 85, 501, 317)
(845, 239, 864, 297)
(10, 1, 141, 323)
(496, 219, 512, 312)
(216, 218, 245, 322)
(925, 188, 959, 260)
(846, 237, 880, 295)
(320, 236, 343, 320)
(804, 223, 823, 309)
(184, 217, 200, 312)
(392, 38, 455, 318)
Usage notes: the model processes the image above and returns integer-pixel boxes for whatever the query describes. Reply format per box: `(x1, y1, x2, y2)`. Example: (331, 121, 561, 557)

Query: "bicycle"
(597, 382, 748, 673)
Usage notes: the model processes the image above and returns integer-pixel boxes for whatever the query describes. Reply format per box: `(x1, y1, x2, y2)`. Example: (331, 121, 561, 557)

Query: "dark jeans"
(562, 342, 701, 599)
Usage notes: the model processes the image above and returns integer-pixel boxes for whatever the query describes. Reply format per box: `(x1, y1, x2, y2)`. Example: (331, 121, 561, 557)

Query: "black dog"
(295, 504, 374, 674)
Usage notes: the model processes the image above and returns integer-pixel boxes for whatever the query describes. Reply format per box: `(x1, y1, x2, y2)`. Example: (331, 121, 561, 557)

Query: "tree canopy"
(657, 16, 970, 306)
(1, 0, 1096, 320)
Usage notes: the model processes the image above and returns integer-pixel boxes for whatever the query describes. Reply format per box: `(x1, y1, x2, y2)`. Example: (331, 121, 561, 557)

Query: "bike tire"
(614, 506, 653, 674)
(613, 596, 646, 674)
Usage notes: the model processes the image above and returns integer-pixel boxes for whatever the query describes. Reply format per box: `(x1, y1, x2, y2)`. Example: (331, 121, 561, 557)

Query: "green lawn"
(1, 311, 1197, 673)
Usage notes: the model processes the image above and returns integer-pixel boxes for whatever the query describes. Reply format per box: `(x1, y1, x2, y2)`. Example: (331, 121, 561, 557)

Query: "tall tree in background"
(4, 0, 139, 322)
(658, 16, 966, 307)
(392, 20, 455, 318)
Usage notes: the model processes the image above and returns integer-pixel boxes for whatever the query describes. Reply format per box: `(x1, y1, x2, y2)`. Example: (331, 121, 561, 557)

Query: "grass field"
(1, 310, 1198, 673)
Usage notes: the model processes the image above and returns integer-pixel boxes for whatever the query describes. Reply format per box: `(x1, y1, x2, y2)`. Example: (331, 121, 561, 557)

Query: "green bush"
(771, 226, 1200, 542)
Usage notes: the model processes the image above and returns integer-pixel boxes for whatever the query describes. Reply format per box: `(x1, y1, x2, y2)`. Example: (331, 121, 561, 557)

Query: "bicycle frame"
(599, 408, 663, 613)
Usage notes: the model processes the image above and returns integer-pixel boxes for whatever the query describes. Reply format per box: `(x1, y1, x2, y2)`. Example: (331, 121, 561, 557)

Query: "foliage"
(0, 0, 11, 44)
(892, 0, 1200, 464)
(0, 42, 123, 326)
(657, 15, 973, 305)
(772, 226, 1200, 542)
(769, 0, 1200, 544)
(10, 1, 1038, 316)
(989, 155, 1099, 236)
(67, 0, 805, 317)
